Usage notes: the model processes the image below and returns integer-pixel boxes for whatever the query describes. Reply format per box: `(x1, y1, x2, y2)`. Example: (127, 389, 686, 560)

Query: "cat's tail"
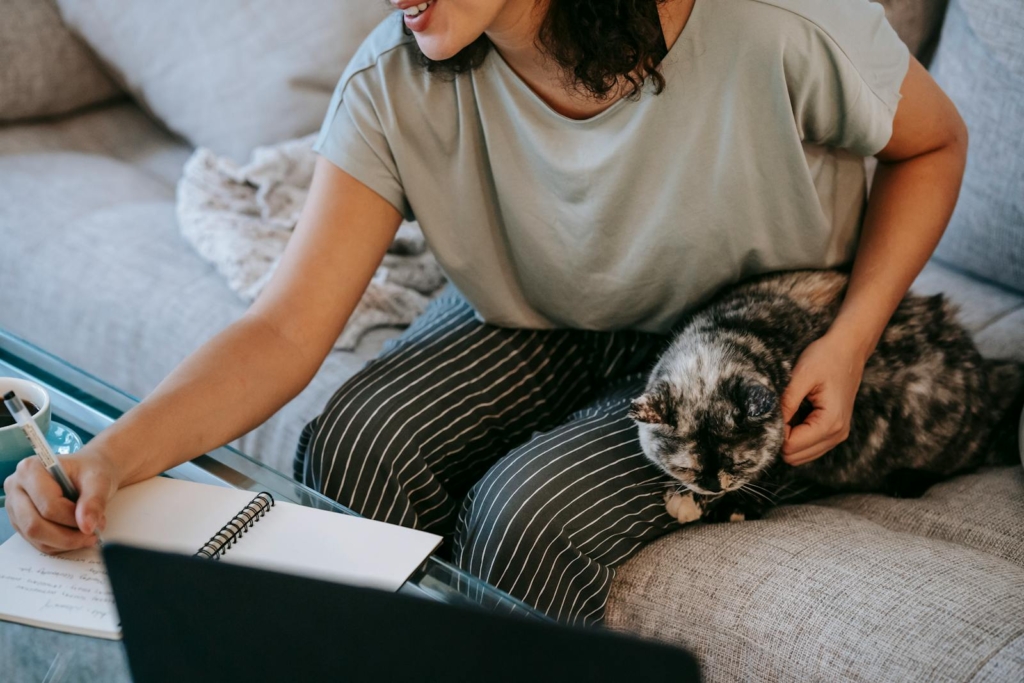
(983, 360, 1024, 465)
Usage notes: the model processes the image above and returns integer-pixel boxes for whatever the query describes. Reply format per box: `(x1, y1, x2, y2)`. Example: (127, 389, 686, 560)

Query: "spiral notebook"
(0, 477, 441, 639)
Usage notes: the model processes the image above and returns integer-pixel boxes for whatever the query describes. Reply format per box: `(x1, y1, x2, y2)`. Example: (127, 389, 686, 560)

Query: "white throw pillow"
(56, 0, 390, 161)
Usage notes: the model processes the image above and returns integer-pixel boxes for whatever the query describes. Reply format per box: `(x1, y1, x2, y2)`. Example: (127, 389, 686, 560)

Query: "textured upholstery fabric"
(972, 636, 1024, 683)
(820, 466, 1024, 566)
(0, 102, 190, 186)
(930, 0, 1024, 293)
(55, 0, 389, 162)
(0, 0, 121, 122)
(606, 505, 1024, 683)
(0, 107, 396, 475)
(875, 0, 950, 62)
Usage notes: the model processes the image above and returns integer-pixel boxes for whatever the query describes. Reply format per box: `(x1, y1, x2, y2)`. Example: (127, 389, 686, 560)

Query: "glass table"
(0, 329, 546, 683)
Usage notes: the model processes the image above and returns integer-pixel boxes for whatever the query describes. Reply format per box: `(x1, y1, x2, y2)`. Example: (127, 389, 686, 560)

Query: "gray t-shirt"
(314, 0, 910, 332)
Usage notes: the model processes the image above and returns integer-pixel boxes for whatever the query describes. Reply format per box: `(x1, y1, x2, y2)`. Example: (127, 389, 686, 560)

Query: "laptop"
(103, 544, 700, 683)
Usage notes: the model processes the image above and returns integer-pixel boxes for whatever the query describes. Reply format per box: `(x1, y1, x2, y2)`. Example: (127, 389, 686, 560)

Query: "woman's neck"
(486, 0, 696, 120)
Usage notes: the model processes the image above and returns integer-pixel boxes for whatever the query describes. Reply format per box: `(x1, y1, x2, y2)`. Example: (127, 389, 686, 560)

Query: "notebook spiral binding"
(194, 492, 275, 560)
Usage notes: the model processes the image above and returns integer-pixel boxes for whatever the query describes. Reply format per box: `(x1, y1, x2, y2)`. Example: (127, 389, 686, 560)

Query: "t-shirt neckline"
(484, 0, 702, 125)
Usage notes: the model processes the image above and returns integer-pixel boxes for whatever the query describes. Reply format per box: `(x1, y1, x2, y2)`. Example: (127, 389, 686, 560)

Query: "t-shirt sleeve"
(783, 0, 911, 157)
(313, 65, 412, 220)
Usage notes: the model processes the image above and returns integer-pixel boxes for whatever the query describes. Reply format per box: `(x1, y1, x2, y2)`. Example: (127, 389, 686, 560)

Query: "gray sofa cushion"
(911, 260, 1024, 360)
(0, 0, 121, 122)
(0, 104, 398, 475)
(875, 0, 950, 62)
(821, 466, 1024, 566)
(56, 0, 389, 162)
(606, 504, 1024, 683)
(0, 102, 191, 187)
(930, 0, 1024, 293)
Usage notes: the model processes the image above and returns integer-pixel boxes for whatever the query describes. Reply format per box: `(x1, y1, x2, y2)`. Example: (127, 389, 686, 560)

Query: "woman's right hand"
(3, 448, 121, 554)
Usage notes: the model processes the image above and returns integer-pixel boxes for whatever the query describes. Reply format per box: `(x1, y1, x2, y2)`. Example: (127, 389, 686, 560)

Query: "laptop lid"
(103, 544, 700, 683)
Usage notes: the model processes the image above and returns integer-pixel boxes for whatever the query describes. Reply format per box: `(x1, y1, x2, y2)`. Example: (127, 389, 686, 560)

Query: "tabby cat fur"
(628, 270, 1024, 525)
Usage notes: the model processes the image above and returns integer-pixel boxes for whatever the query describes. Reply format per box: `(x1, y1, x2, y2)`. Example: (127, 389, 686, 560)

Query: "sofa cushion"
(0, 0, 121, 121)
(0, 101, 192, 187)
(606, 504, 1024, 683)
(56, 0, 389, 162)
(874, 0, 949, 62)
(819, 466, 1024, 566)
(911, 260, 1024, 361)
(929, 0, 1024, 293)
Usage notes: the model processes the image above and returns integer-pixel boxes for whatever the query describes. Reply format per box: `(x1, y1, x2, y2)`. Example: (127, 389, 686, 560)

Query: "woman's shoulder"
(710, 0, 894, 53)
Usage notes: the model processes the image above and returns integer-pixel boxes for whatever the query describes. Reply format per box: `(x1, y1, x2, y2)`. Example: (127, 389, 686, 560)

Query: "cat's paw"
(728, 511, 746, 523)
(664, 490, 702, 524)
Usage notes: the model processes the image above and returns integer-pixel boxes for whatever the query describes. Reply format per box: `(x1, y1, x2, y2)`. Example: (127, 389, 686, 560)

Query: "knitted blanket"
(176, 135, 446, 350)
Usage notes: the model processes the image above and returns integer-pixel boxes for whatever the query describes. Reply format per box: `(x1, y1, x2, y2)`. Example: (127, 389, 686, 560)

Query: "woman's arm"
(4, 158, 402, 552)
(780, 57, 969, 465)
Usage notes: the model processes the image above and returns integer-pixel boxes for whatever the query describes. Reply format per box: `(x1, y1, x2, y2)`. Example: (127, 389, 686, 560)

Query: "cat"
(628, 269, 1024, 525)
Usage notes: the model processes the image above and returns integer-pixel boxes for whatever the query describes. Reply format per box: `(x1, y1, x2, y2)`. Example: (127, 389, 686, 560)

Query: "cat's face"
(629, 368, 784, 495)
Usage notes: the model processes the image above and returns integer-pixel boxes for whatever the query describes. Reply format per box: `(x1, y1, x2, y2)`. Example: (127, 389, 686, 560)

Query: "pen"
(3, 390, 79, 502)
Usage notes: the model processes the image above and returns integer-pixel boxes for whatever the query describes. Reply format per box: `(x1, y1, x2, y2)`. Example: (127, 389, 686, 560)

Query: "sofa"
(1, 1, 1021, 681)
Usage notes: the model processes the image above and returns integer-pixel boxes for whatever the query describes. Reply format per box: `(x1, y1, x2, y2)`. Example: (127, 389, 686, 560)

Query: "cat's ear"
(629, 385, 671, 425)
(740, 382, 777, 421)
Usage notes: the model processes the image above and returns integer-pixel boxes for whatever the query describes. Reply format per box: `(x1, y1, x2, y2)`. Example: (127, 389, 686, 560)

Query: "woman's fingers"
(786, 442, 834, 466)
(779, 368, 815, 427)
(4, 480, 97, 554)
(783, 399, 852, 465)
(74, 466, 114, 536)
(5, 457, 99, 554)
(785, 417, 850, 465)
(15, 456, 79, 528)
(782, 404, 830, 458)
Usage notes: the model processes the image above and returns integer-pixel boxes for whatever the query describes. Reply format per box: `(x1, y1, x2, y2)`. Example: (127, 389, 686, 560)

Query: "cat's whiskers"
(775, 485, 814, 502)
(739, 482, 778, 504)
(766, 480, 814, 502)
(737, 487, 773, 505)
(734, 488, 757, 506)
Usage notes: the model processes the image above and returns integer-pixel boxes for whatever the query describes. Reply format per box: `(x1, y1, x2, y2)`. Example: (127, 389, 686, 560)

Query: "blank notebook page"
(104, 477, 441, 591)
(223, 501, 442, 590)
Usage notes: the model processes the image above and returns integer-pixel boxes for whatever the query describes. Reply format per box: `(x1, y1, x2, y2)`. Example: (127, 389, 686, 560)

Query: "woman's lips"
(403, 1, 434, 32)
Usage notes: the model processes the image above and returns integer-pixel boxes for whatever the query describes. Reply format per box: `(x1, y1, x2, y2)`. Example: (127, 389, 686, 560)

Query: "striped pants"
(294, 289, 680, 625)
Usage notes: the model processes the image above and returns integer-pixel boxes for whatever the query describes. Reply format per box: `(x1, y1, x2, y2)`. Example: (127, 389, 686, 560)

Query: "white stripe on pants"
(295, 289, 680, 625)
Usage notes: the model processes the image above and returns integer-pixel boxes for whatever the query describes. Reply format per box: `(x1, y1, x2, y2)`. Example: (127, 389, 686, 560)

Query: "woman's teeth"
(404, 2, 431, 17)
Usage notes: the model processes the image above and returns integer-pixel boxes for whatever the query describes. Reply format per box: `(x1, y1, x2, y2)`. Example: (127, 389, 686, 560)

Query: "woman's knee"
(301, 381, 419, 502)
(454, 417, 666, 587)
(455, 437, 576, 583)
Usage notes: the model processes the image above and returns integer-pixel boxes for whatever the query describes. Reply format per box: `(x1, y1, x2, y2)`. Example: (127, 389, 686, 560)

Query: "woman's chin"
(414, 36, 469, 62)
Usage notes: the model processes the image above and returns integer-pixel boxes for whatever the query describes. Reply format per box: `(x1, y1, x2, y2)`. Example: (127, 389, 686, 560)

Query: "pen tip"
(2, 391, 15, 401)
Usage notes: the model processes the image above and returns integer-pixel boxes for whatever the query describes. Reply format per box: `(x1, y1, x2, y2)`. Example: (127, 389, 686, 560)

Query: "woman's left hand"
(779, 332, 868, 466)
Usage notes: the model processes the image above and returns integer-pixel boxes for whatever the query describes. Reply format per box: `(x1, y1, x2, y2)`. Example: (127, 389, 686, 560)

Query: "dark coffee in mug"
(0, 400, 39, 429)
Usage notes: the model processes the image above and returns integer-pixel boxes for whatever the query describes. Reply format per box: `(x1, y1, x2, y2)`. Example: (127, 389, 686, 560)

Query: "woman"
(5, 0, 966, 625)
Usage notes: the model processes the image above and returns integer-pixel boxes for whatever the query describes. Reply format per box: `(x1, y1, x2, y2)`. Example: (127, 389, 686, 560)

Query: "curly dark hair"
(407, 0, 669, 99)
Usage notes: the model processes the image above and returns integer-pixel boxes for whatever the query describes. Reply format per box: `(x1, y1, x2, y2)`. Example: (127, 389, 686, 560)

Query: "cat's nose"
(698, 476, 721, 493)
